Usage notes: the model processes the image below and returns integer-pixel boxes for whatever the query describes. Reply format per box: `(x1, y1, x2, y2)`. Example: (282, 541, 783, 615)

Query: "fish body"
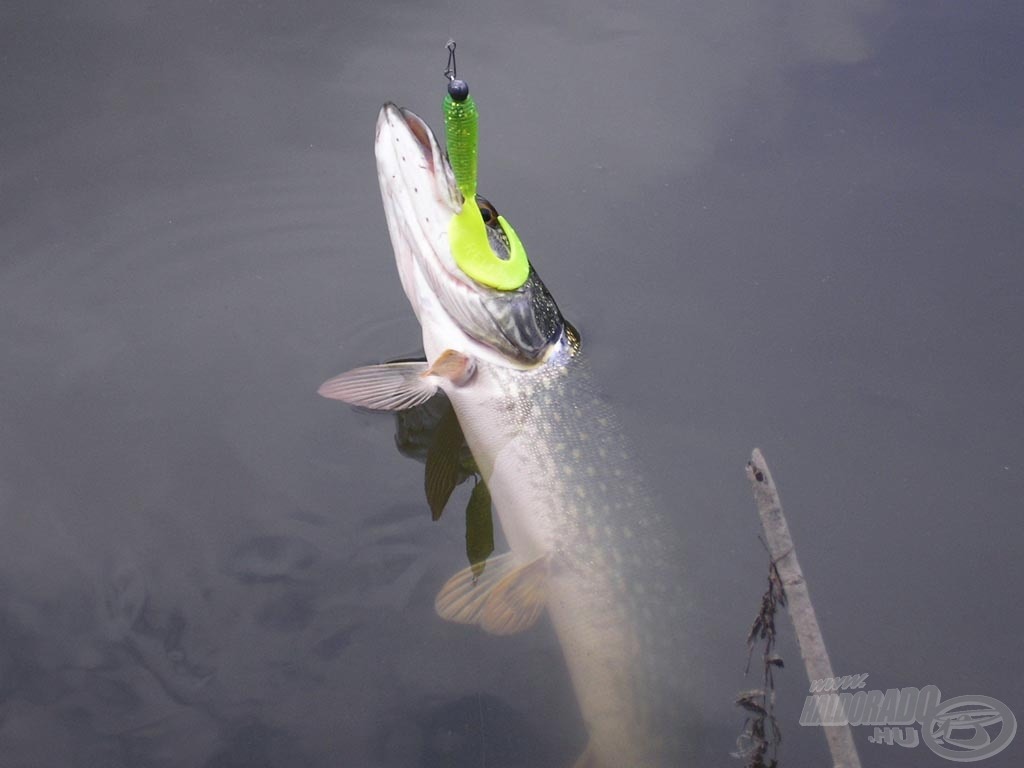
(321, 103, 704, 766)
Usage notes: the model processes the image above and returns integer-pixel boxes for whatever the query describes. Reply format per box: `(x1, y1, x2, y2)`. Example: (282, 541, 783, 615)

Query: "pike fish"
(320, 103, 706, 766)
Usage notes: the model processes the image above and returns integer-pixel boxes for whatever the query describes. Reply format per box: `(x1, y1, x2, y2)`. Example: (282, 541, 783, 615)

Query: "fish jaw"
(375, 104, 455, 316)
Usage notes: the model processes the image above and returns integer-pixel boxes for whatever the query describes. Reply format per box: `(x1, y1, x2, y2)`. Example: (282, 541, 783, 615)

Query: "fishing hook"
(444, 39, 457, 81)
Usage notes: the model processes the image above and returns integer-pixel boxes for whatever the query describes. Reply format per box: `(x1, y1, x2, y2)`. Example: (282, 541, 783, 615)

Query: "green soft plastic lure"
(443, 73, 530, 291)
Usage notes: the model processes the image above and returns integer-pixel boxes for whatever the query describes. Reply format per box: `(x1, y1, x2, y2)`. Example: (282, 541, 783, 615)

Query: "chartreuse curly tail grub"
(442, 65, 529, 291)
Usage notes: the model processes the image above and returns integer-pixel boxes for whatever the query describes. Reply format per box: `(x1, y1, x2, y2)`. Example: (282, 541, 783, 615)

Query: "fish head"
(375, 103, 572, 368)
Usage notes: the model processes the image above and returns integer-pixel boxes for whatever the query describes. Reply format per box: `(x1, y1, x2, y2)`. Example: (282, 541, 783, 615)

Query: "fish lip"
(376, 103, 434, 173)
(375, 103, 460, 208)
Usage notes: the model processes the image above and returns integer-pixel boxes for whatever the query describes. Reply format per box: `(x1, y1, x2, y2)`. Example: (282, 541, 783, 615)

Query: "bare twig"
(745, 448, 861, 768)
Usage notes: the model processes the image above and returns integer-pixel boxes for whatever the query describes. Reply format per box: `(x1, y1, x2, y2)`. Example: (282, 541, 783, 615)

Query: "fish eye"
(475, 195, 500, 228)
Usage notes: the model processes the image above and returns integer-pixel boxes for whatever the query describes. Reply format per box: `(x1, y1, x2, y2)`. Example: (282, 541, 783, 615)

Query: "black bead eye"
(447, 79, 469, 102)
(475, 195, 499, 228)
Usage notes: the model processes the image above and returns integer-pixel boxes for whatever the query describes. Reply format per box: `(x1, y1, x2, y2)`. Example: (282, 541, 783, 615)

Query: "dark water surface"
(2, 2, 1022, 766)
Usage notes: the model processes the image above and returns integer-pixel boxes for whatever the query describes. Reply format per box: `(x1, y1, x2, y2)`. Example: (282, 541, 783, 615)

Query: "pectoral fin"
(319, 350, 476, 412)
(318, 362, 436, 411)
(435, 552, 548, 635)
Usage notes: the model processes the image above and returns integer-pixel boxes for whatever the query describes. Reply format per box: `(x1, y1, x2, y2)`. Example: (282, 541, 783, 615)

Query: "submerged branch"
(745, 448, 861, 768)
